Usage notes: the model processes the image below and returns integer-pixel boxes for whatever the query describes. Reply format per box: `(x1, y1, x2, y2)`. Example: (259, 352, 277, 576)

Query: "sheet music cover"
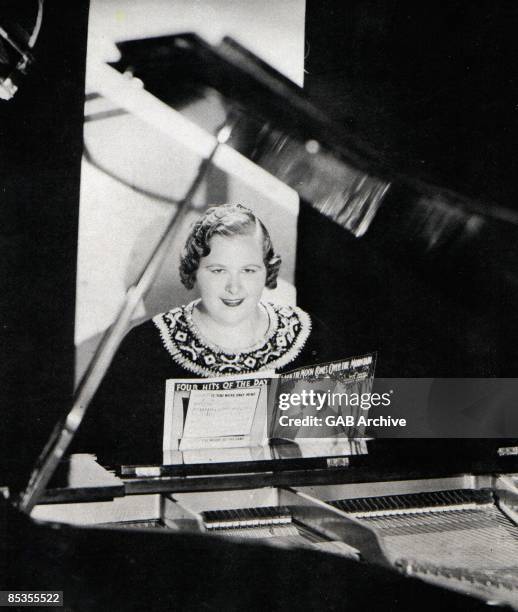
(272, 353, 377, 441)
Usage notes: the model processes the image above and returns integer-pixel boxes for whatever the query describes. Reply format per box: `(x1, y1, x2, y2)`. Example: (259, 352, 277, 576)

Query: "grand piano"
(3, 3, 518, 610)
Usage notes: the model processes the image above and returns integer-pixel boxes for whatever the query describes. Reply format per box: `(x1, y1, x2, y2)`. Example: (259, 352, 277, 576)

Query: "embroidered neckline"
(153, 301, 312, 377)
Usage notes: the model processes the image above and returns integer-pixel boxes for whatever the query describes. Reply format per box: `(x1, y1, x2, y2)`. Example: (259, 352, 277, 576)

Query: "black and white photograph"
(2, 1, 518, 610)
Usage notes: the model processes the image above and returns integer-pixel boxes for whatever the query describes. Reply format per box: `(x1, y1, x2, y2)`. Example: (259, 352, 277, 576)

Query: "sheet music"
(182, 388, 260, 439)
(163, 372, 275, 451)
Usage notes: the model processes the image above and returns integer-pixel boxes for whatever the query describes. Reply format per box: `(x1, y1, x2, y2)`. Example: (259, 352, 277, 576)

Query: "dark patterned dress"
(77, 301, 332, 461)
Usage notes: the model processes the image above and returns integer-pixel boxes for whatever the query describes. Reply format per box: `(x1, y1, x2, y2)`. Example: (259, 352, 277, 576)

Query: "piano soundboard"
(300, 478, 518, 609)
(327, 488, 518, 602)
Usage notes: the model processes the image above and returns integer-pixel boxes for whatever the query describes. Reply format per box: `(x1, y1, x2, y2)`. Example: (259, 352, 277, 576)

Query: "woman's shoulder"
(151, 303, 196, 363)
(120, 316, 165, 349)
(271, 303, 339, 371)
(152, 303, 189, 338)
(268, 301, 330, 341)
(269, 301, 312, 337)
(264, 301, 338, 371)
(106, 316, 169, 372)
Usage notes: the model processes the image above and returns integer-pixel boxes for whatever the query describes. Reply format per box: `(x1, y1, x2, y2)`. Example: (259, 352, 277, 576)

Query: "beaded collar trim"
(153, 301, 312, 376)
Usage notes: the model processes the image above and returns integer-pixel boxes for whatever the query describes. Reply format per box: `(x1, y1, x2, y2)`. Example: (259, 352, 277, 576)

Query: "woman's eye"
(210, 268, 224, 274)
(242, 268, 257, 274)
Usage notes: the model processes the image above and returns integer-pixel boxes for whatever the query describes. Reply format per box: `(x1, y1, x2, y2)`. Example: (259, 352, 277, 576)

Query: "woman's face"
(196, 232, 267, 326)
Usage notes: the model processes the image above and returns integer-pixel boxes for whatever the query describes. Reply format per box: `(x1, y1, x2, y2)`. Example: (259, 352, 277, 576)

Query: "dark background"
(304, 0, 517, 207)
(0, 2, 89, 490)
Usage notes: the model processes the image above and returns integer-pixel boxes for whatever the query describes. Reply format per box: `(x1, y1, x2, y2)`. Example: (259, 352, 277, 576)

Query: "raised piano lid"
(110, 32, 518, 228)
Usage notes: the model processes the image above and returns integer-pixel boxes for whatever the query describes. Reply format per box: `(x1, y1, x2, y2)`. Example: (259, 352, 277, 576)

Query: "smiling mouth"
(221, 298, 245, 307)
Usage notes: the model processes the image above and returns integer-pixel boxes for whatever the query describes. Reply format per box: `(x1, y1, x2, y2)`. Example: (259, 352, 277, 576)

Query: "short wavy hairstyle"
(179, 204, 282, 290)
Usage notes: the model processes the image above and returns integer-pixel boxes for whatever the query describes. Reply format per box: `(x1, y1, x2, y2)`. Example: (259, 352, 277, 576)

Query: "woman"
(78, 204, 333, 460)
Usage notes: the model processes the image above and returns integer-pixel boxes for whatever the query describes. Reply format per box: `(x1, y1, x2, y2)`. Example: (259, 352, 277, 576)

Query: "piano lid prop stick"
(18, 119, 233, 514)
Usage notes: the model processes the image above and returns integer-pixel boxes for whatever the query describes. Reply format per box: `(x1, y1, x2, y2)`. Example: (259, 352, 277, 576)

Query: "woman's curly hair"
(179, 204, 282, 290)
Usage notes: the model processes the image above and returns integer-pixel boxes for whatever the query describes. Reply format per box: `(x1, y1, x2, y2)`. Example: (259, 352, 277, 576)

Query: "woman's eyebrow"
(204, 262, 263, 268)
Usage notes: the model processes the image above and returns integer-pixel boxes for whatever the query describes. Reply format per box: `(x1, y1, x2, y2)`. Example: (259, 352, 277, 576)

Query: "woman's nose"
(225, 273, 241, 295)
